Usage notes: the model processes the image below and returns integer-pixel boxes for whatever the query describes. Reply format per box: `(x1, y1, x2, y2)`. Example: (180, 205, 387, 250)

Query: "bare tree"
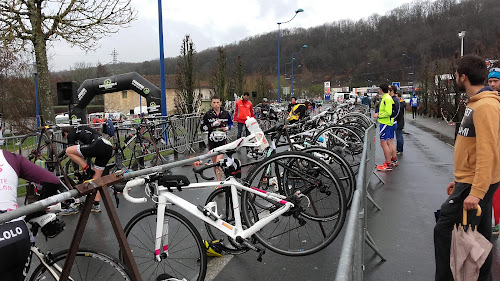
(211, 47, 229, 102)
(0, 0, 136, 123)
(175, 35, 200, 114)
(0, 47, 35, 134)
(233, 56, 245, 96)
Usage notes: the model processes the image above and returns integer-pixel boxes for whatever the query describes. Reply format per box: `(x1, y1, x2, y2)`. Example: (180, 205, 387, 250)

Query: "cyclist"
(287, 100, 311, 124)
(62, 125, 113, 213)
(200, 95, 233, 182)
(255, 98, 277, 120)
(0, 149, 64, 280)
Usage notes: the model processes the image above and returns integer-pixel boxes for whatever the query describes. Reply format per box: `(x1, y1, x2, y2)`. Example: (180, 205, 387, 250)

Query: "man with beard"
(434, 55, 500, 281)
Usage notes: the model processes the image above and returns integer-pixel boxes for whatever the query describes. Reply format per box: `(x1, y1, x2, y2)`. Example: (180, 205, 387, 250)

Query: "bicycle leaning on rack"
(140, 116, 190, 154)
(121, 132, 347, 281)
(17, 208, 132, 280)
(18, 126, 74, 192)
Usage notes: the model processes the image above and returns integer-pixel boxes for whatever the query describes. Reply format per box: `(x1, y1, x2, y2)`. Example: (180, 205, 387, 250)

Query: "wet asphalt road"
(29, 112, 500, 281)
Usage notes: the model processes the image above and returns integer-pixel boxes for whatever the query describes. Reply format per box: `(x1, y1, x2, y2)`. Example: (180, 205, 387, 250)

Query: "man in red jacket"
(233, 92, 254, 139)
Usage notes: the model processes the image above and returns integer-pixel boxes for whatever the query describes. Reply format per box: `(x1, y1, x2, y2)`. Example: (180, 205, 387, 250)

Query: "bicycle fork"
(155, 196, 169, 262)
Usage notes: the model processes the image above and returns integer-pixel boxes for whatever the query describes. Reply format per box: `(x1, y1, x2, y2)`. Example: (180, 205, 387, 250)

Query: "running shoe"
(391, 160, 399, 167)
(91, 204, 101, 213)
(61, 203, 81, 216)
(396, 151, 403, 155)
(376, 163, 393, 171)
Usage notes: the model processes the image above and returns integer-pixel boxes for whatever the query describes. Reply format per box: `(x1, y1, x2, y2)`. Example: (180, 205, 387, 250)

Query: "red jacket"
(234, 99, 254, 123)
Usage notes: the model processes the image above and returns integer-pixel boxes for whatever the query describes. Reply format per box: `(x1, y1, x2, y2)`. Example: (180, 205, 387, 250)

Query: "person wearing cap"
(488, 67, 500, 94)
(488, 67, 500, 235)
(233, 92, 254, 139)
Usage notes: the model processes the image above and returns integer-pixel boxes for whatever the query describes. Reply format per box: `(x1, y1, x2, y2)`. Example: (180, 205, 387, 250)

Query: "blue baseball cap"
(489, 68, 500, 79)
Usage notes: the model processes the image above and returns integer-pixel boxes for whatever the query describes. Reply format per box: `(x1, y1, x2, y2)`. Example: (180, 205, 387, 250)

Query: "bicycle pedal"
(235, 236, 265, 262)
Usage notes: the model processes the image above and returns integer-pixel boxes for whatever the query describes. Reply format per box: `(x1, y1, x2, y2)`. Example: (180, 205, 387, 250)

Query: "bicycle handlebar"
(192, 162, 220, 181)
(122, 178, 148, 204)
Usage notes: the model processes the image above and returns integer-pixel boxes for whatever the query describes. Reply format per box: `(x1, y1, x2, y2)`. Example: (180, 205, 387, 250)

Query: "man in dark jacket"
(395, 93, 406, 154)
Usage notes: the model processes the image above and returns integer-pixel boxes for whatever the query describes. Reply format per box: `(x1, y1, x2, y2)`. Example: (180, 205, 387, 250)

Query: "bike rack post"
(59, 174, 142, 281)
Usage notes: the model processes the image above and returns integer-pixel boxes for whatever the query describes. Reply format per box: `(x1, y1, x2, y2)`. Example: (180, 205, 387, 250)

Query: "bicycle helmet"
(209, 130, 227, 142)
(262, 98, 268, 103)
(222, 158, 242, 178)
(203, 239, 224, 257)
(41, 218, 66, 238)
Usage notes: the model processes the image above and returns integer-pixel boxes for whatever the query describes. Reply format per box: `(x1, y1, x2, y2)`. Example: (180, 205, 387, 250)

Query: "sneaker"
(376, 163, 393, 171)
(396, 151, 403, 155)
(493, 224, 499, 235)
(156, 273, 186, 281)
(61, 204, 81, 216)
(391, 160, 399, 167)
(91, 204, 101, 213)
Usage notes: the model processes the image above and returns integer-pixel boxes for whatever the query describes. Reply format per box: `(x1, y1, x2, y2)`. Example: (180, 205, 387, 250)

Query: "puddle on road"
(410, 121, 455, 147)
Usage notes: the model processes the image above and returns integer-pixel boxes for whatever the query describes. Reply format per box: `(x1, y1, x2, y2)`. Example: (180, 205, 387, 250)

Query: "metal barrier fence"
(335, 124, 385, 281)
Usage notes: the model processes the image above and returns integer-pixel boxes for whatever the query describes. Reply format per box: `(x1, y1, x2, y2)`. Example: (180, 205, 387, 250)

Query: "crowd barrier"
(335, 124, 386, 281)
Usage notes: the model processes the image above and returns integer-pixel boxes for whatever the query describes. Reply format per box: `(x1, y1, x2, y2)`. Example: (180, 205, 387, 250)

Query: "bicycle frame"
(124, 175, 294, 262)
(25, 245, 66, 281)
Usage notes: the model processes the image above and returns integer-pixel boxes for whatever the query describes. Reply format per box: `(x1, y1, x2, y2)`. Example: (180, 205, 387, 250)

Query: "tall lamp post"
(277, 8, 304, 103)
(33, 62, 40, 128)
(458, 31, 466, 57)
(402, 53, 415, 95)
(291, 45, 308, 96)
(158, 0, 167, 117)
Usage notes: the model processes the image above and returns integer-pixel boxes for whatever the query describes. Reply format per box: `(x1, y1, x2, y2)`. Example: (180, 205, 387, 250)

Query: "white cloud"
(47, 0, 427, 71)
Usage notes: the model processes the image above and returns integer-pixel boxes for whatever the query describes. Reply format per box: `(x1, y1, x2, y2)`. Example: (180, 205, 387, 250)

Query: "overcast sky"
(47, 0, 424, 72)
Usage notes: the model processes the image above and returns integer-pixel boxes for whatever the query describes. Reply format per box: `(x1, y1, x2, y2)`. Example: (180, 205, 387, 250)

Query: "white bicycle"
(121, 133, 346, 281)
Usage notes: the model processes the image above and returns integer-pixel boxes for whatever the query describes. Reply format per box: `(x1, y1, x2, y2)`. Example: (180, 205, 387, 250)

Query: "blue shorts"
(379, 124, 390, 140)
(390, 123, 397, 139)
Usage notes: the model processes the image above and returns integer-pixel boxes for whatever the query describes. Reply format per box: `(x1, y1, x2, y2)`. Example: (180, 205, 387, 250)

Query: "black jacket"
(395, 99, 406, 129)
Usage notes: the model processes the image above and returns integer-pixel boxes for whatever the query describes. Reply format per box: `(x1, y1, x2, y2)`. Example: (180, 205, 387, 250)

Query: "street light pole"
(277, 9, 303, 103)
(33, 62, 40, 128)
(291, 58, 295, 96)
(290, 45, 308, 97)
(458, 31, 466, 57)
(402, 53, 415, 95)
(158, 0, 167, 117)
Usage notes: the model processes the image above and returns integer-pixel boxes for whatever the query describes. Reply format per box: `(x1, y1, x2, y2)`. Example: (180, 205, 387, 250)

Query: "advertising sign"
(324, 81, 331, 101)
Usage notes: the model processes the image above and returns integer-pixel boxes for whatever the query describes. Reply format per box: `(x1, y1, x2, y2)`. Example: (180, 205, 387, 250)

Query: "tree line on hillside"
(1, 0, 499, 129)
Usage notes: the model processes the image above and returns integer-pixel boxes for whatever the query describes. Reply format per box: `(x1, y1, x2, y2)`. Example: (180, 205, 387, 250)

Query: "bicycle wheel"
(19, 133, 51, 162)
(29, 248, 131, 281)
(168, 125, 189, 154)
(204, 187, 257, 255)
(301, 146, 356, 208)
(132, 136, 160, 169)
(123, 208, 207, 281)
(241, 151, 347, 256)
(313, 126, 363, 174)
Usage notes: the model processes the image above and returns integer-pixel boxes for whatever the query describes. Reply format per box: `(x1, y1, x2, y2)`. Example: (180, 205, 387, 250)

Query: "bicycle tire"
(168, 125, 189, 154)
(204, 187, 257, 255)
(122, 208, 207, 281)
(241, 151, 347, 256)
(313, 126, 363, 174)
(29, 248, 131, 281)
(19, 133, 51, 162)
(301, 146, 356, 208)
(132, 136, 160, 169)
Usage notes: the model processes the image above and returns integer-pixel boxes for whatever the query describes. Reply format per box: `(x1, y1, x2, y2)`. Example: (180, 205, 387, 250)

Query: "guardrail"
(335, 124, 385, 281)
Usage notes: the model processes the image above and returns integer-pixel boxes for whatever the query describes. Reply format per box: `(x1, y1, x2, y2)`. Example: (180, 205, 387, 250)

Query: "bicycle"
(18, 126, 74, 195)
(140, 116, 190, 154)
(121, 133, 347, 281)
(112, 124, 161, 171)
(13, 207, 132, 280)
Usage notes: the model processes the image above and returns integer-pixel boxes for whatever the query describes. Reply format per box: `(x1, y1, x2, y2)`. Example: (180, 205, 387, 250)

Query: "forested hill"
(110, 0, 500, 86)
